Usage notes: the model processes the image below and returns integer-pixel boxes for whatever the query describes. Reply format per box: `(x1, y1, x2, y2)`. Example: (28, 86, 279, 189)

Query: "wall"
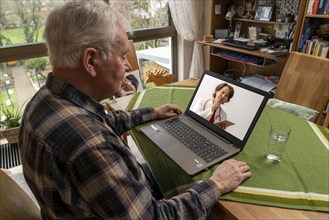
(177, 35, 193, 81)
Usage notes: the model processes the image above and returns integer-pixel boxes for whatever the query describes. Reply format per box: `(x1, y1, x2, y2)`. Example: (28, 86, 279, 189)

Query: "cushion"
(142, 60, 173, 87)
(267, 98, 319, 122)
(142, 60, 169, 75)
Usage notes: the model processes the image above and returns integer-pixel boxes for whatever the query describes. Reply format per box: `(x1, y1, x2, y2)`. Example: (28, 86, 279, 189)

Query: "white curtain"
(169, 0, 204, 78)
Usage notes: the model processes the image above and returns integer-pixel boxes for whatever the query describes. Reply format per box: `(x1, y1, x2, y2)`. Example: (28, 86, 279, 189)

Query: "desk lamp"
(225, 5, 236, 37)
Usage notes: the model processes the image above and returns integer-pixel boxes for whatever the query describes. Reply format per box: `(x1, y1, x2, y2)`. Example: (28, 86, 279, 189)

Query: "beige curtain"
(169, 0, 204, 78)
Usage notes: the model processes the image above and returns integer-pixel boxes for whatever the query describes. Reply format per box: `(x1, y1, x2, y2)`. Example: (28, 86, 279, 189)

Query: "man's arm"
(108, 103, 182, 135)
(108, 107, 156, 134)
(71, 142, 220, 219)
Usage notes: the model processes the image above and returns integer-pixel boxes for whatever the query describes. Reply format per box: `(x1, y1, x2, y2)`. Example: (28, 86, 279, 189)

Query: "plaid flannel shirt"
(19, 73, 220, 219)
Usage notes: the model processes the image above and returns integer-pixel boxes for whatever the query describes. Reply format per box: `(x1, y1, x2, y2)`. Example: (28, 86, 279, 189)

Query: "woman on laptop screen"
(191, 83, 234, 129)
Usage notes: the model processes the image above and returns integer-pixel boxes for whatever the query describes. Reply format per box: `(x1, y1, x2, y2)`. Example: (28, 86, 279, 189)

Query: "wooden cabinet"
(203, 0, 303, 77)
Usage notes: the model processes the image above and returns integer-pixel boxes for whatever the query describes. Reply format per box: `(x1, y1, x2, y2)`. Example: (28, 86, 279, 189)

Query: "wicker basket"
(1, 127, 20, 144)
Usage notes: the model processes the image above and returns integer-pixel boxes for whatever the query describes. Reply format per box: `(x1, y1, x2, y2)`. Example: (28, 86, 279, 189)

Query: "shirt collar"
(45, 72, 105, 115)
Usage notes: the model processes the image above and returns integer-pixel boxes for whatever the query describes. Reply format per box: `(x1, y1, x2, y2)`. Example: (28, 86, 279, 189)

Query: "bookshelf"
(202, 0, 302, 77)
(296, 0, 329, 58)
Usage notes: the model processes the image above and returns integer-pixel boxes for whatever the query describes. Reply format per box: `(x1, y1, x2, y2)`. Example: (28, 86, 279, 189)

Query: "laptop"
(140, 71, 269, 175)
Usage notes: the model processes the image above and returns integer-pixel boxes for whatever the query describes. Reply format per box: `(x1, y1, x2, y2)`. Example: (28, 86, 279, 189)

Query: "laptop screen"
(186, 71, 269, 148)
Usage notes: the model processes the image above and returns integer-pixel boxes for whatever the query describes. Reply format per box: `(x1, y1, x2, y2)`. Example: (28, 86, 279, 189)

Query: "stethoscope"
(203, 99, 222, 121)
(213, 109, 222, 121)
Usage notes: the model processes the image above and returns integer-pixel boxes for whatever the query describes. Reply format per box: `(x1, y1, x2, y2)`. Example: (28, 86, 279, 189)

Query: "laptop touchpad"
(152, 132, 177, 147)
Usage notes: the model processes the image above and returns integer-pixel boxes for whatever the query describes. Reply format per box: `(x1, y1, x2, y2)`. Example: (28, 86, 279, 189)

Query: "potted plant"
(0, 103, 24, 144)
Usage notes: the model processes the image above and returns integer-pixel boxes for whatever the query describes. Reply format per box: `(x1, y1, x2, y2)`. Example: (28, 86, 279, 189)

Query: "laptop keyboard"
(158, 118, 227, 163)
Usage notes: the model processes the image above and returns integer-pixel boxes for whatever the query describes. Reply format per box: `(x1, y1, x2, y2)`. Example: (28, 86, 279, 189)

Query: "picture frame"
(242, 0, 257, 19)
(244, 0, 256, 11)
(254, 5, 273, 21)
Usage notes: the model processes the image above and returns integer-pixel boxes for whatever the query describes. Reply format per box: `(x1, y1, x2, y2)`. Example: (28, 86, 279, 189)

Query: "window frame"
(0, 26, 177, 77)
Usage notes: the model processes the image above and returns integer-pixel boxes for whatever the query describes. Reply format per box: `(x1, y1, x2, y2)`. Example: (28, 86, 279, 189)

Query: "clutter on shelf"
(239, 73, 279, 95)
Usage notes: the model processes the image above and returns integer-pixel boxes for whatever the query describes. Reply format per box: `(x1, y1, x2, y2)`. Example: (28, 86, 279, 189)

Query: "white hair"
(43, 0, 130, 68)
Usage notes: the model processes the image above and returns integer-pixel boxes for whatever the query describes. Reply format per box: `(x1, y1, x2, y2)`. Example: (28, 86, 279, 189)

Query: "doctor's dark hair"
(212, 83, 234, 102)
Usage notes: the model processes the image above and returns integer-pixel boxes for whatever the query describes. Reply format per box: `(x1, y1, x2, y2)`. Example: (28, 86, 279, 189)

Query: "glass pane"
(134, 37, 173, 88)
(129, 0, 169, 30)
(0, 0, 66, 46)
(0, 37, 173, 118)
(1, 0, 170, 47)
(103, 0, 170, 30)
(0, 57, 49, 116)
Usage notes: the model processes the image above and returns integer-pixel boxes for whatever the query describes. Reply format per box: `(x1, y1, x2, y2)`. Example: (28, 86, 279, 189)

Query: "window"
(121, 0, 176, 84)
(0, 0, 63, 45)
(0, 0, 176, 122)
(113, 0, 170, 30)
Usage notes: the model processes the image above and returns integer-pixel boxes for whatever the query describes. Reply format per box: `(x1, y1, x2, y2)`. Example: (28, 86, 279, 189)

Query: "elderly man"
(19, 1, 251, 219)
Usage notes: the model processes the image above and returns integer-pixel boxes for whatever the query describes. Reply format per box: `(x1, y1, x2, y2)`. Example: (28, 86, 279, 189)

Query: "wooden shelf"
(233, 18, 293, 25)
(304, 14, 329, 19)
(207, 0, 297, 76)
(199, 41, 288, 62)
(210, 52, 277, 67)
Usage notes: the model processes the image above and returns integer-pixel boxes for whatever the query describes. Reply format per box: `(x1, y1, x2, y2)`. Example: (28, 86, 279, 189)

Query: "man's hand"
(154, 103, 182, 119)
(209, 159, 251, 195)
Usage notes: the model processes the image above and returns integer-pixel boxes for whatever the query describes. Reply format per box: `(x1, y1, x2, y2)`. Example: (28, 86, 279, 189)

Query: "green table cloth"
(126, 86, 329, 212)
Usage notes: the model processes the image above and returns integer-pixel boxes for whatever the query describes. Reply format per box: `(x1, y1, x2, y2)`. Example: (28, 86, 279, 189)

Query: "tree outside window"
(0, 0, 173, 111)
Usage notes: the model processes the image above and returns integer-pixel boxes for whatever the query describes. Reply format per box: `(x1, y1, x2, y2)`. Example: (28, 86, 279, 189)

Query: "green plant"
(0, 103, 24, 128)
(26, 57, 48, 72)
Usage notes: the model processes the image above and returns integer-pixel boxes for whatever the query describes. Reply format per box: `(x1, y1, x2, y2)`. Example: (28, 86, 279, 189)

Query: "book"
(319, 23, 329, 29)
(307, 0, 315, 14)
(318, 40, 329, 57)
(318, 42, 324, 56)
(305, 40, 312, 54)
(317, 0, 325, 14)
(313, 40, 329, 56)
(298, 19, 313, 51)
(320, 45, 329, 58)
(316, 28, 329, 35)
(306, 39, 314, 55)
(310, 40, 317, 54)
(313, 40, 321, 55)
(308, 40, 314, 54)
(323, 0, 329, 14)
(312, 0, 320, 14)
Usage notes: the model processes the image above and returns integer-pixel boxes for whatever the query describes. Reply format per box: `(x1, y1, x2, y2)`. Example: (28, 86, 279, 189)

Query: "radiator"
(0, 143, 21, 169)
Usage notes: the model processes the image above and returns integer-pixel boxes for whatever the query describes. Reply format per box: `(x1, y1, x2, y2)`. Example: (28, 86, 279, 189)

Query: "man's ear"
(81, 48, 98, 77)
